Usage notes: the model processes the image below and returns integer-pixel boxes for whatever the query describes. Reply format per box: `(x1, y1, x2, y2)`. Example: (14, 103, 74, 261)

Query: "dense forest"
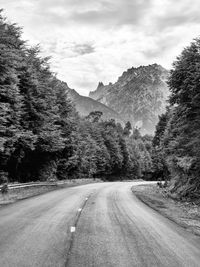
(0, 12, 152, 183)
(1, 11, 200, 200)
(153, 38, 200, 198)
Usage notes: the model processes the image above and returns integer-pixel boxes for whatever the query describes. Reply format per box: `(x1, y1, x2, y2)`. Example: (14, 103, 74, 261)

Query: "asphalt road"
(0, 181, 200, 267)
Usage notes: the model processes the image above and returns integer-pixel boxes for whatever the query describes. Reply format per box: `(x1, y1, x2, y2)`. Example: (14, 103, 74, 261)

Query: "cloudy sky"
(1, 0, 200, 95)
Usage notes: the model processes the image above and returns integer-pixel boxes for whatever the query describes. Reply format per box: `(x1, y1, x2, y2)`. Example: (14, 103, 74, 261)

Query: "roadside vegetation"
(0, 179, 102, 205)
(132, 184, 200, 236)
(0, 11, 152, 184)
(1, 10, 200, 204)
(132, 37, 200, 231)
(152, 38, 200, 200)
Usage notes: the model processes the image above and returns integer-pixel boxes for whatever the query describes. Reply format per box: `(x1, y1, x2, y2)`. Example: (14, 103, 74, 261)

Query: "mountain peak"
(89, 64, 169, 134)
(97, 82, 104, 89)
(54, 79, 124, 125)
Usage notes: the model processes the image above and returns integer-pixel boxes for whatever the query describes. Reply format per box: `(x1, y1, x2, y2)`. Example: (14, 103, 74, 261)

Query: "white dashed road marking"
(70, 227, 76, 233)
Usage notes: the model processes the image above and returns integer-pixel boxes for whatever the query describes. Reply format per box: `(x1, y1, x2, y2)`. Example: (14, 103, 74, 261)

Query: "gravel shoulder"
(132, 184, 200, 236)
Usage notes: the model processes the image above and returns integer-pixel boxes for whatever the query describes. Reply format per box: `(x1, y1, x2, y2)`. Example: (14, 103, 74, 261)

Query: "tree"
(86, 111, 103, 123)
(152, 111, 169, 148)
(0, 11, 156, 184)
(154, 37, 200, 197)
(0, 11, 25, 181)
(123, 121, 132, 136)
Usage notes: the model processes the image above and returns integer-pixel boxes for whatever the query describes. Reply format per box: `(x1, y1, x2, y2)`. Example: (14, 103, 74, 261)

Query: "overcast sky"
(1, 0, 200, 95)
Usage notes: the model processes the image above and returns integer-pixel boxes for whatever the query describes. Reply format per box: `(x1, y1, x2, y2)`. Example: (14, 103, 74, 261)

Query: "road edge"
(0, 179, 103, 207)
(131, 184, 200, 237)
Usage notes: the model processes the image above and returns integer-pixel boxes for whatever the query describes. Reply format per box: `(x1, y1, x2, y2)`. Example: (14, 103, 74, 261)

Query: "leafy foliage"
(0, 12, 153, 182)
(153, 38, 200, 198)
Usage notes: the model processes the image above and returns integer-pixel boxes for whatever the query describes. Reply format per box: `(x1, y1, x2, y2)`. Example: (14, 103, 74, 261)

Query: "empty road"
(0, 181, 200, 267)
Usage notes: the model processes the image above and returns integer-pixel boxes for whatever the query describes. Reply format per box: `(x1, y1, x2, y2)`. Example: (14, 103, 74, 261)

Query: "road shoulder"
(0, 179, 102, 206)
(132, 184, 200, 236)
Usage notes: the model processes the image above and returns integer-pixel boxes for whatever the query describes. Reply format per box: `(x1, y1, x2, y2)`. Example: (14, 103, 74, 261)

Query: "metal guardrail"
(0, 179, 99, 191)
(0, 182, 58, 190)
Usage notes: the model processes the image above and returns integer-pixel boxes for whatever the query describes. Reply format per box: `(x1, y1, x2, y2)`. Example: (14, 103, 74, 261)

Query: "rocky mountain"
(89, 64, 169, 134)
(58, 81, 124, 125)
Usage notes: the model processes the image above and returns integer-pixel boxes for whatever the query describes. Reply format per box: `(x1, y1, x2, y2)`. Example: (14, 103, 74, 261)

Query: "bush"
(0, 171, 8, 185)
(157, 180, 168, 188)
(1, 184, 8, 194)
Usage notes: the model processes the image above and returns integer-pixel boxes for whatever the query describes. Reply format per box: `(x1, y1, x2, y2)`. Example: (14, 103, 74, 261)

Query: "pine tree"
(160, 38, 200, 197)
(123, 121, 132, 136)
(0, 11, 25, 180)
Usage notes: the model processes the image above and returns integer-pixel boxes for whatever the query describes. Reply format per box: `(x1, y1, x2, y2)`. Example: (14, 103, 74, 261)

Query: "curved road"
(0, 181, 200, 267)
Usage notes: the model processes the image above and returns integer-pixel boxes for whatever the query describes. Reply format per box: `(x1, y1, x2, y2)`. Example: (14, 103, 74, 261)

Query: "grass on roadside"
(132, 184, 200, 236)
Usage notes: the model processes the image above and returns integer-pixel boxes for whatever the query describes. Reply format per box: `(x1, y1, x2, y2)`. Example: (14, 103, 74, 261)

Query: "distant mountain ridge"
(57, 81, 124, 125)
(89, 64, 169, 134)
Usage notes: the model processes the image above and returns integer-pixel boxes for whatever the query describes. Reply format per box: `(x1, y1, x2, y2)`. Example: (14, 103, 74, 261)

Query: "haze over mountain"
(89, 64, 169, 134)
(57, 81, 124, 125)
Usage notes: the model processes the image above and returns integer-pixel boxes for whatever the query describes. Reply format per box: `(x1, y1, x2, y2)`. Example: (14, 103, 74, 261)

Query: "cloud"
(42, 40, 95, 61)
(1, 0, 200, 96)
(152, 0, 200, 32)
(7, 0, 153, 30)
(142, 35, 181, 59)
(69, 0, 153, 28)
(71, 43, 95, 56)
